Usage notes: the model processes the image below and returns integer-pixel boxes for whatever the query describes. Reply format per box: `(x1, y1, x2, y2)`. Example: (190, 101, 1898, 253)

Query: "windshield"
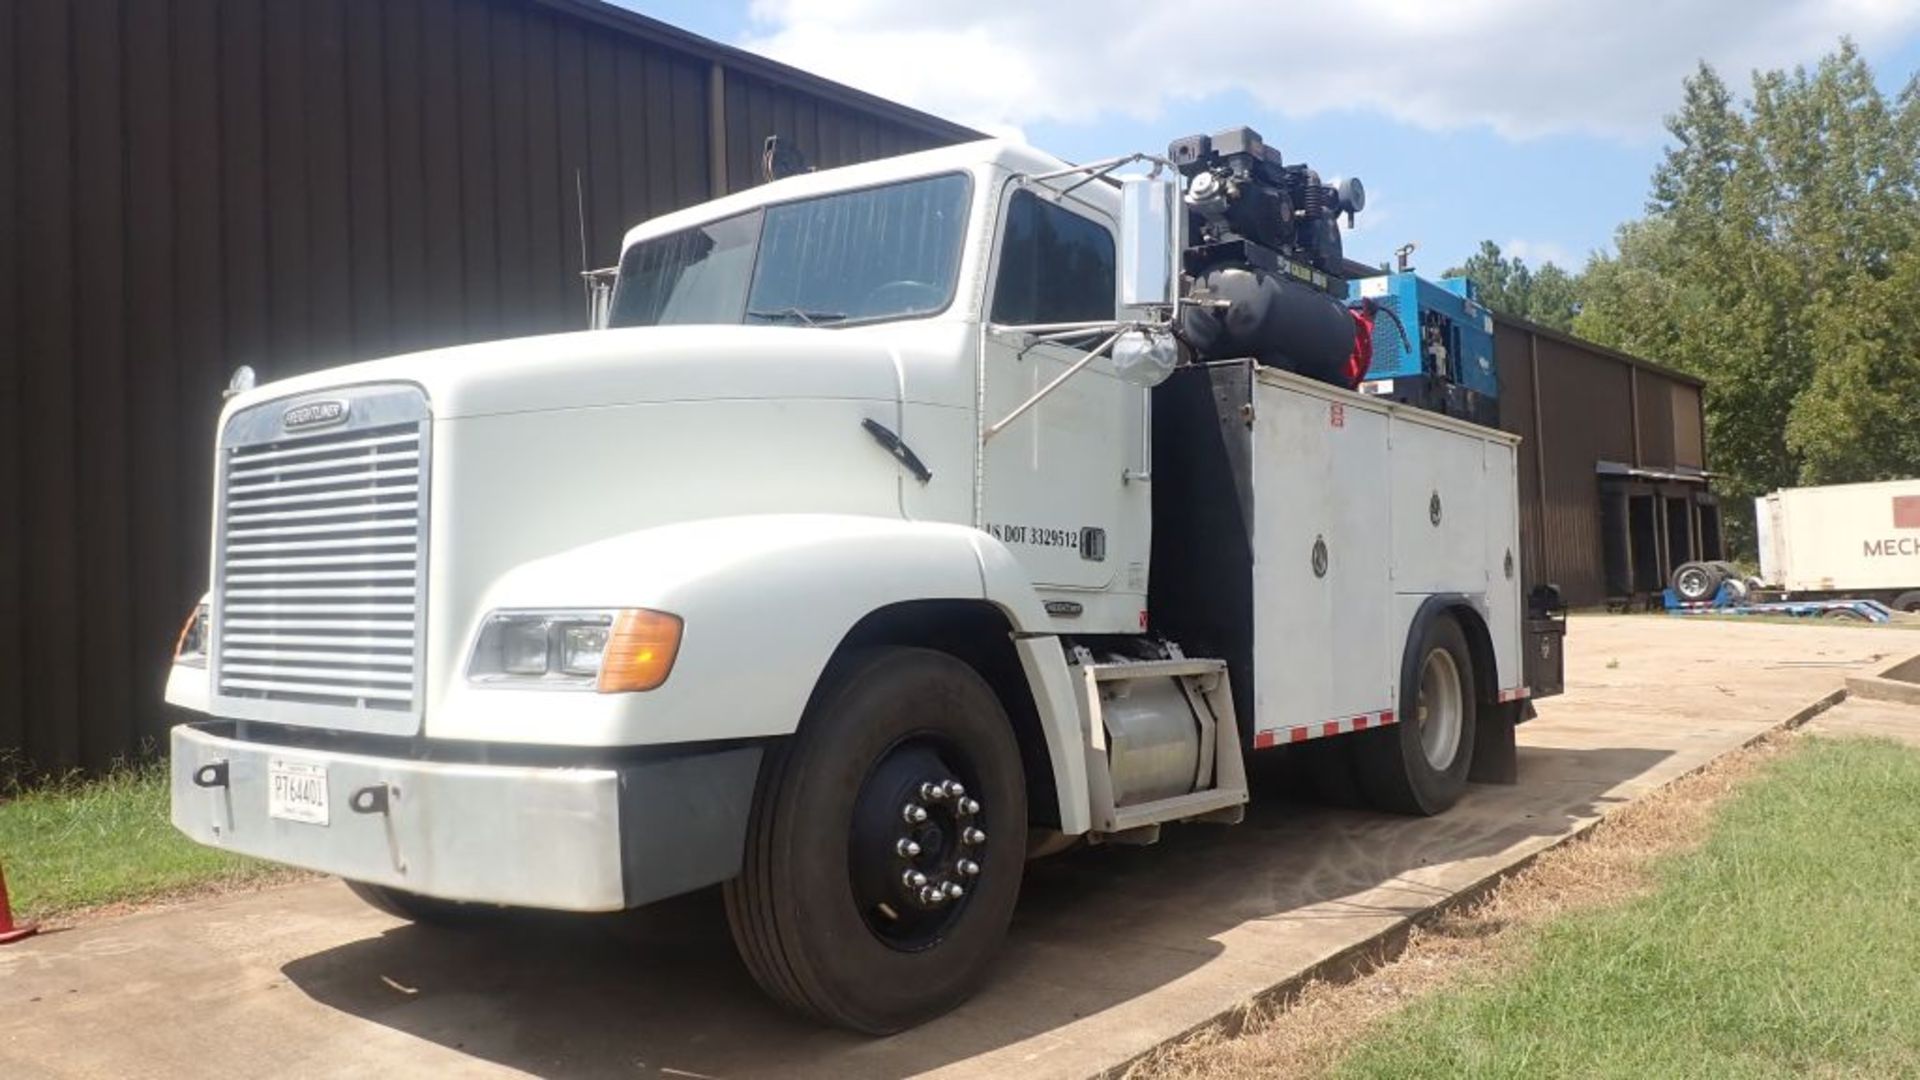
(608, 172, 972, 329)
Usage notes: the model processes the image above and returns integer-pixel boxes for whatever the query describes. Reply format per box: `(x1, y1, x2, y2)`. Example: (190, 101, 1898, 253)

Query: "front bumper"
(170, 723, 762, 912)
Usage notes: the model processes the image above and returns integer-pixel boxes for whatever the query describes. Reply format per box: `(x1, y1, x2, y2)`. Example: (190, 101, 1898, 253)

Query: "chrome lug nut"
(944, 881, 965, 899)
(957, 797, 981, 815)
(902, 869, 928, 889)
(896, 838, 922, 858)
(919, 885, 946, 906)
(963, 827, 987, 845)
(919, 781, 948, 802)
(903, 803, 929, 824)
(957, 859, 980, 877)
(943, 780, 966, 798)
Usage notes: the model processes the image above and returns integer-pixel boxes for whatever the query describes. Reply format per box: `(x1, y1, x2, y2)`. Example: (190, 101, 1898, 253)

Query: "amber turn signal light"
(597, 609, 683, 693)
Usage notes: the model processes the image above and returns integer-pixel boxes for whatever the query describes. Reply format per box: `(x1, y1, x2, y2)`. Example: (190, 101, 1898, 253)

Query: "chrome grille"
(213, 387, 429, 731)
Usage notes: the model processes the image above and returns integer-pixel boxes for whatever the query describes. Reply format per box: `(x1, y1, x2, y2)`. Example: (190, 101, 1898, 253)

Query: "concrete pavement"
(0, 617, 1905, 1079)
(1807, 696, 1920, 747)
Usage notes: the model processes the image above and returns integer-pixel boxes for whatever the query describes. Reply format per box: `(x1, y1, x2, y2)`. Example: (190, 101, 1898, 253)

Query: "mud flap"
(1469, 700, 1521, 785)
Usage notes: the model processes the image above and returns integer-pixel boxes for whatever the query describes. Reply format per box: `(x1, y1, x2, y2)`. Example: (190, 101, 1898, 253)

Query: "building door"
(1601, 487, 1632, 598)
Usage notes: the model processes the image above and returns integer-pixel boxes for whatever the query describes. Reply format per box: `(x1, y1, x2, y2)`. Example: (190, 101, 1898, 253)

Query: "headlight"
(467, 609, 681, 693)
(174, 603, 210, 668)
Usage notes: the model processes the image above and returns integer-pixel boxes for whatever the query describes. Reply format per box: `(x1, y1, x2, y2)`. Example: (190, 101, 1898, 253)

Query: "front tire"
(1358, 614, 1478, 815)
(724, 647, 1026, 1033)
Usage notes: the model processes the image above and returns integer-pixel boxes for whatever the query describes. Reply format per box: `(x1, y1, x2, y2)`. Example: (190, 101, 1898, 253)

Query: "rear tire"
(1358, 614, 1478, 816)
(724, 647, 1026, 1034)
(1671, 561, 1724, 602)
(342, 880, 480, 925)
(1893, 591, 1920, 614)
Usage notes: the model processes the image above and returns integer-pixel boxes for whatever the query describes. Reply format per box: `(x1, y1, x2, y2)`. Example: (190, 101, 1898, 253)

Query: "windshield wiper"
(747, 307, 849, 327)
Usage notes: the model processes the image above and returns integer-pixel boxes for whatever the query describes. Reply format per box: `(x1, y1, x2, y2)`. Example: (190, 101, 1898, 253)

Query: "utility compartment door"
(1248, 376, 1395, 736)
(1389, 413, 1488, 595)
(1480, 438, 1523, 691)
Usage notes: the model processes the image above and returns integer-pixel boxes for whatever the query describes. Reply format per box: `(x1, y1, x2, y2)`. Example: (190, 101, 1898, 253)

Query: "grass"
(1329, 737, 1920, 1079)
(0, 758, 297, 922)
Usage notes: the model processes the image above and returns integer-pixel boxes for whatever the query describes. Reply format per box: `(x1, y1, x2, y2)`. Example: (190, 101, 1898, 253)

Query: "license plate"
(268, 759, 330, 825)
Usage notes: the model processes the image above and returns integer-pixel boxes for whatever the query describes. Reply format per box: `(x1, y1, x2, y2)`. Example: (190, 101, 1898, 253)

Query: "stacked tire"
(1671, 561, 1731, 603)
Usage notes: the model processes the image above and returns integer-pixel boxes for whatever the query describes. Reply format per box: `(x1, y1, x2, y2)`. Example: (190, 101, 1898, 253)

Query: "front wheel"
(724, 647, 1026, 1033)
(1358, 614, 1478, 815)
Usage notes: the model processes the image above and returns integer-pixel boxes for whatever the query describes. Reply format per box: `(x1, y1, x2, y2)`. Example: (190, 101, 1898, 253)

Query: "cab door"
(979, 184, 1151, 628)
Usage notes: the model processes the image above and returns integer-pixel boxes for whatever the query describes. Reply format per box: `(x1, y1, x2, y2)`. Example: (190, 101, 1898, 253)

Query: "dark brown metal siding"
(1672, 383, 1705, 469)
(1493, 322, 1545, 585)
(1495, 314, 1708, 608)
(1636, 368, 1676, 469)
(723, 70, 952, 195)
(1, 0, 972, 776)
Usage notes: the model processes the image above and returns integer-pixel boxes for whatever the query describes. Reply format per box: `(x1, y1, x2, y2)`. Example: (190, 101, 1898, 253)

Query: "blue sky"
(617, 0, 1920, 274)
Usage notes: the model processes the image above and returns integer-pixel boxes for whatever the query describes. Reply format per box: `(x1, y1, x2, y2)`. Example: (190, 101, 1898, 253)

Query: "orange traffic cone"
(0, 863, 38, 944)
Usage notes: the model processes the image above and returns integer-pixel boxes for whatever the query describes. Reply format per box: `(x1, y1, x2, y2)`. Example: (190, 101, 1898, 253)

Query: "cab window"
(990, 190, 1116, 325)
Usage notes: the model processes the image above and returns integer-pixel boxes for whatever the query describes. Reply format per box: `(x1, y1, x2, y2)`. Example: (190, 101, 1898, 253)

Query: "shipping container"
(1756, 480, 1920, 610)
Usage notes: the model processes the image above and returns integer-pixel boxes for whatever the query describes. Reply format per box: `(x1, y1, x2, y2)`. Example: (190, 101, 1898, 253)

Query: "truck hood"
(222, 325, 905, 422)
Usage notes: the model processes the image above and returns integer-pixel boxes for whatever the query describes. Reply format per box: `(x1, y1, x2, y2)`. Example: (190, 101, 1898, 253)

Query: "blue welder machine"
(1348, 272, 1500, 426)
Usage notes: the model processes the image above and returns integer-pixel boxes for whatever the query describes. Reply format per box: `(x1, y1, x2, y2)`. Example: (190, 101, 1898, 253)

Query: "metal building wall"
(0, 0, 974, 776)
(1494, 314, 1710, 608)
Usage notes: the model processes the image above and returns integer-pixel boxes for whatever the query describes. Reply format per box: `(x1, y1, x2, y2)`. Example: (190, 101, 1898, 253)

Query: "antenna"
(575, 168, 592, 320)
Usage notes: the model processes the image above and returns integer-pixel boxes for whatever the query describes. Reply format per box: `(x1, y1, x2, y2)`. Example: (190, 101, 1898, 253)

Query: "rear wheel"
(1823, 607, 1869, 622)
(1671, 561, 1724, 602)
(724, 647, 1026, 1033)
(1358, 614, 1478, 816)
(1893, 591, 1920, 614)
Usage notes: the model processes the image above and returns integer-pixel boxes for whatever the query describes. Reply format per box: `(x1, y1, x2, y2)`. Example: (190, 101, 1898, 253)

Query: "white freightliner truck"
(166, 129, 1564, 1032)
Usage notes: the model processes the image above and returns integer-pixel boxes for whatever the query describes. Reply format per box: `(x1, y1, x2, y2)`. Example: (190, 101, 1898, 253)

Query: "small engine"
(1169, 127, 1372, 388)
(1168, 126, 1363, 278)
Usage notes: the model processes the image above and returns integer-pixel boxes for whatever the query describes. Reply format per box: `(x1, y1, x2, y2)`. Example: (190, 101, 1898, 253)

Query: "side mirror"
(1119, 176, 1180, 309)
(1112, 330, 1177, 388)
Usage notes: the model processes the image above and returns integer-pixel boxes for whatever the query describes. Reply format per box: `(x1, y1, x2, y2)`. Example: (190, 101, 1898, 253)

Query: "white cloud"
(1503, 238, 1575, 268)
(740, 0, 1920, 141)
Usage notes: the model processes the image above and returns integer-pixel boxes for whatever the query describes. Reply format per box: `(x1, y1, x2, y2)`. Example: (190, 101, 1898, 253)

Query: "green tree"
(1574, 41, 1920, 552)
(1444, 240, 1581, 331)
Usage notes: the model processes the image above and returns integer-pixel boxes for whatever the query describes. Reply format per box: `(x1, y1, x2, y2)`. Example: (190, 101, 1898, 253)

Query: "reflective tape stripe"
(1252, 708, 1399, 749)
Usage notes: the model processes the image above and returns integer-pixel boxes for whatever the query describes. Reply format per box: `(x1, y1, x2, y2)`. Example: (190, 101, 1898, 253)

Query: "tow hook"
(350, 783, 393, 815)
(192, 760, 230, 789)
(350, 782, 407, 874)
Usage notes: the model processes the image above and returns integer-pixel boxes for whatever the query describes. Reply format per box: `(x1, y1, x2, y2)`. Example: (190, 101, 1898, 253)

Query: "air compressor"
(1169, 126, 1375, 389)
